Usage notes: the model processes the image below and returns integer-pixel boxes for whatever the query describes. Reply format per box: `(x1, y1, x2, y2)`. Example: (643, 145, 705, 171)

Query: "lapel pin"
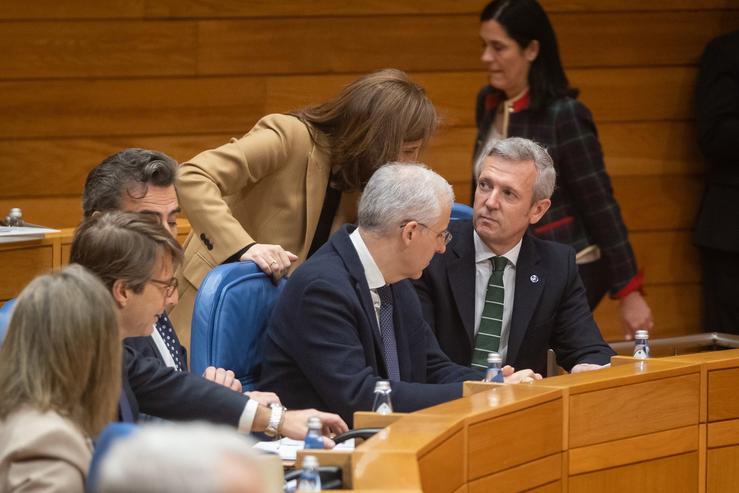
(530, 274, 539, 283)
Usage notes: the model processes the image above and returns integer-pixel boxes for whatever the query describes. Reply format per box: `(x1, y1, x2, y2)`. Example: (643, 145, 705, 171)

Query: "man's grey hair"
(82, 148, 178, 218)
(97, 422, 261, 493)
(474, 137, 556, 202)
(358, 163, 454, 234)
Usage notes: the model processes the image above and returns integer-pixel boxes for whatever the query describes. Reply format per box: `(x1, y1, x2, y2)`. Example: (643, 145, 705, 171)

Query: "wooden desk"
(342, 352, 739, 492)
(666, 351, 739, 493)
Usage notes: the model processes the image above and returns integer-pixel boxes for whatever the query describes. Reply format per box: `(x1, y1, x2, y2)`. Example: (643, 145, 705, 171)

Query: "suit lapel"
(447, 221, 477, 349)
(507, 234, 544, 365)
(332, 227, 386, 370)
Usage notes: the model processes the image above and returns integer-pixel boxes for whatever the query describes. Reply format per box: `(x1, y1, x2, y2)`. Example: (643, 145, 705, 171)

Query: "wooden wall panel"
(0, 21, 197, 79)
(2, 0, 735, 21)
(0, 135, 228, 198)
(0, 67, 700, 139)
(196, 17, 480, 76)
(629, 231, 700, 285)
(595, 284, 702, 340)
(0, 121, 701, 200)
(614, 175, 703, 231)
(0, 197, 82, 230)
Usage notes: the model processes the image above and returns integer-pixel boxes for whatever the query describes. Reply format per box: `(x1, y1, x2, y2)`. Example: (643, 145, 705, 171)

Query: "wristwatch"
(264, 403, 286, 439)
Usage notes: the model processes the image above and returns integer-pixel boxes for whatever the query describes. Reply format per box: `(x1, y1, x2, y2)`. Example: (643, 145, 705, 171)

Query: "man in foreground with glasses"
(259, 163, 539, 426)
(414, 138, 614, 376)
(71, 211, 347, 441)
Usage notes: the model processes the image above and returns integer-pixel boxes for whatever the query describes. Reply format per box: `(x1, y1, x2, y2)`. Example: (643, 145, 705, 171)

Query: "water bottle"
(303, 416, 324, 450)
(2, 208, 23, 227)
(633, 330, 650, 360)
(484, 352, 505, 383)
(297, 455, 321, 492)
(372, 380, 393, 415)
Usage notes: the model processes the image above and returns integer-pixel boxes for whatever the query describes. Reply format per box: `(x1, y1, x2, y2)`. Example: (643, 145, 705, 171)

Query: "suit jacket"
(0, 407, 91, 492)
(258, 225, 482, 426)
(122, 346, 247, 426)
(474, 90, 639, 296)
(414, 221, 614, 375)
(171, 114, 359, 347)
(694, 30, 739, 252)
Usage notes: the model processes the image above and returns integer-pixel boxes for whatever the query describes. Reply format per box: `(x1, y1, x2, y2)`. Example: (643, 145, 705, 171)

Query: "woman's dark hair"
(481, 0, 578, 110)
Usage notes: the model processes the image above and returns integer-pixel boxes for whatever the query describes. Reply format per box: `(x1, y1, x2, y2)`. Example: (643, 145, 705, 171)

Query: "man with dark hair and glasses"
(71, 211, 347, 441)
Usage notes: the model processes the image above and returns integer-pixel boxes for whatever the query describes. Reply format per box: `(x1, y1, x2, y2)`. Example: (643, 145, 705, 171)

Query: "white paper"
(253, 437, 355, 461)
(0, 226, 60, 244)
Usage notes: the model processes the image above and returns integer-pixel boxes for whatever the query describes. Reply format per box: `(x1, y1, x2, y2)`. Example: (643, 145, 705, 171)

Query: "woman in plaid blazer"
(472, 0, 653, 338)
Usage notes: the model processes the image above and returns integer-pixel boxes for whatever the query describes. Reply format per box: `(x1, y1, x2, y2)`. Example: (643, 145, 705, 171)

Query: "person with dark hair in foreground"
(259, 164, 539, 426)
(70, 211, 347, 443)
(473, 0, 652, 339)
(0, 266, 121, 492)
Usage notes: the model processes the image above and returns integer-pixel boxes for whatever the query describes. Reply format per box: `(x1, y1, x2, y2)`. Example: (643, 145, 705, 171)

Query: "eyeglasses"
(400, 222, 453, 246)
(149, 276, 178, 297)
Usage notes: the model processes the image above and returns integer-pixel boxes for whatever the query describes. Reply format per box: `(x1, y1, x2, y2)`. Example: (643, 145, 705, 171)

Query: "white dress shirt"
(150, 328, 176, 368)
(473, 231, 522, 363)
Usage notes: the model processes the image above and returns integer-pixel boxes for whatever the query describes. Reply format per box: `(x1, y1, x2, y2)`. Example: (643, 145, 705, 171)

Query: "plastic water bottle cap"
(302, 455, 319, 468)
(487, 352, 502, 364)
(374, 380, 391, 392)
(9, 208, 22, 218)
(634, 330, 649, 340)
(307, 416, 321, 428)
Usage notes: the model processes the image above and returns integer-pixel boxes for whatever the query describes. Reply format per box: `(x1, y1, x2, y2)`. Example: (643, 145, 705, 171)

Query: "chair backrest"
(87, 422, 137, 492)
(451, 202, 473, 221)
(0, 298, 16, 347)
(190, 261, 287, 391)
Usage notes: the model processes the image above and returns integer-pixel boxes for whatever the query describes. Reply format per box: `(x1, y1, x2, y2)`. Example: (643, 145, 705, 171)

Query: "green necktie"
(471, 256, 507, 370)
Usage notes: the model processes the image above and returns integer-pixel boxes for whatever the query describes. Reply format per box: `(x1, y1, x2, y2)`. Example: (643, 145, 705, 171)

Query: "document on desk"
(253, 438, 355, 460)
(0, 226, 60, 244)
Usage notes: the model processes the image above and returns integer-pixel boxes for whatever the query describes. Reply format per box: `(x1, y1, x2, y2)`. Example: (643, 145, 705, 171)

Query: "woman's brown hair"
(0, 264, 121, 437)
(291, 68, 438, 191)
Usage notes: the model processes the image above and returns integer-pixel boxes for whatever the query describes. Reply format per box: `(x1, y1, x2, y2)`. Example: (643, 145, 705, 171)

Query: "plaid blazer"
(473, 86, 641, 297)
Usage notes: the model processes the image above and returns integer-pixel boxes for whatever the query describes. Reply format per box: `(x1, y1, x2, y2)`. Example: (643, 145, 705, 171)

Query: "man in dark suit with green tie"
(415, 137, 614, 376)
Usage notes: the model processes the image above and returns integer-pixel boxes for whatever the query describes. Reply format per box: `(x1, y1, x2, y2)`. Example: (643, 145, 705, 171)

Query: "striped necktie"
(471, 256, 507, 370)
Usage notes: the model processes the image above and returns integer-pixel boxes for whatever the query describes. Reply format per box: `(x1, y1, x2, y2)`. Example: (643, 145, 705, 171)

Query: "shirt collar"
(349, 228, 386, 290)
(473, 230, 522, 267)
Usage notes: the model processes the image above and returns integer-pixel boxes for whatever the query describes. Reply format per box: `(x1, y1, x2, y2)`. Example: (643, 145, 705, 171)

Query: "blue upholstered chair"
(0, 298, 16, 346)
(190, 261, 287, 391)
(87, 422, 137, 492)
(451, 202, 473, 221)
